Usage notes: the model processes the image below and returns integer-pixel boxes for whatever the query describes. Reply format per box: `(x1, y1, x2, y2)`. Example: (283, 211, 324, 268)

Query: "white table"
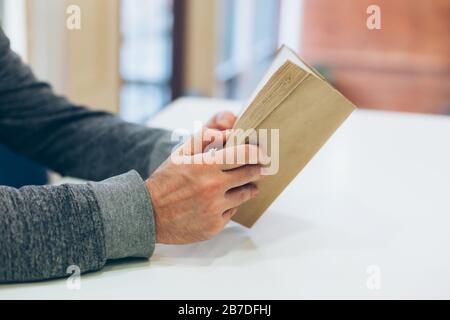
(1, 97, 450, 299)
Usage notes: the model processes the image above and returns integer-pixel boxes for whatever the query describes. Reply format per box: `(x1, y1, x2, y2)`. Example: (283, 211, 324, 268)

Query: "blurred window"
(216, 0, 280, 99)
(0, 1, 4, 23)
(0, 0, 28, 60)
(120, 0, 174, 123)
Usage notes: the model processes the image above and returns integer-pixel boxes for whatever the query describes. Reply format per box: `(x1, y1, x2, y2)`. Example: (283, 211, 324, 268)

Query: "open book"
(225, 46, 356, 227)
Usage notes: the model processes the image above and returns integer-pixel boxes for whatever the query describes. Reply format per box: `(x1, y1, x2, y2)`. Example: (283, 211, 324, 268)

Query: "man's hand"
(206, 111, 237, 130)
(145, 129, 265, 244)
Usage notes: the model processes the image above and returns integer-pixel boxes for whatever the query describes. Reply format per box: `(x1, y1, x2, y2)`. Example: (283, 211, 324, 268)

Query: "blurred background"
(0, 0, 449, 187)
(0, 0, 448, 124)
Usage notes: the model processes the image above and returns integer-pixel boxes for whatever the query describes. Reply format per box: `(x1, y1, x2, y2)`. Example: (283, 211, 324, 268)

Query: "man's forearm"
(0, 170, 154, 283)
(0, 28, 175, 181)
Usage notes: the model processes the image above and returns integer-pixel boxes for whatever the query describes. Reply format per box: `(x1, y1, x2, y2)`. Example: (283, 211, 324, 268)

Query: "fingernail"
(219, 113, 233, 126)
(218, 119, 229, 127)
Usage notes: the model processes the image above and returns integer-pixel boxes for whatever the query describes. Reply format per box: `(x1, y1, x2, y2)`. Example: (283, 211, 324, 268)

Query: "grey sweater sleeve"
(0, 170, 154, 283)
(0, 28, 175, 181)
(0, 29, 177, 282)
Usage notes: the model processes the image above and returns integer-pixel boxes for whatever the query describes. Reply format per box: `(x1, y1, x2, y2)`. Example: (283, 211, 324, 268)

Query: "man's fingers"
(212, 144, 268, 169)
(207, 111, 237, 130)
(180, 128, 228, 155)
(224, 183, 259, 209)
(175, 137, 269, 171)
(224, 165, 262, 189)
(216, 112, 237, 129)
(222, 207, 238, 221)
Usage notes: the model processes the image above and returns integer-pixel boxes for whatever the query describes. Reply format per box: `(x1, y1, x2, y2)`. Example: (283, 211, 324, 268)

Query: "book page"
(237, 45, 318, 119)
